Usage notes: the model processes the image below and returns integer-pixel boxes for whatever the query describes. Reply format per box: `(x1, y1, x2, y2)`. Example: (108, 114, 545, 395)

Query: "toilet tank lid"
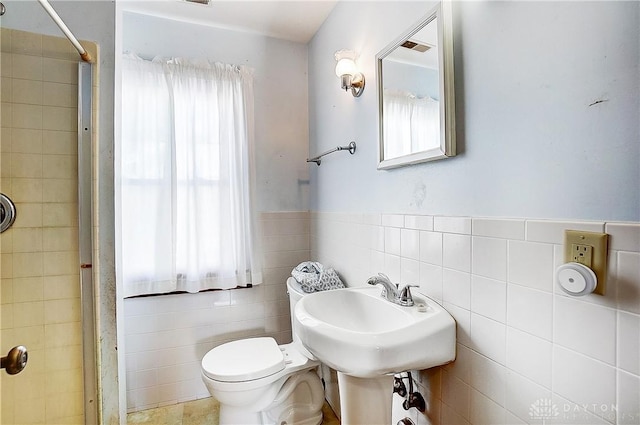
(286, 277, 305, 296)
(202, 337, 285, 382)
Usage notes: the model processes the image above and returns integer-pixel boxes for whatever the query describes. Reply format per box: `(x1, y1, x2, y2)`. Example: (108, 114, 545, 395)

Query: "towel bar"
(307, 141, 356, 166)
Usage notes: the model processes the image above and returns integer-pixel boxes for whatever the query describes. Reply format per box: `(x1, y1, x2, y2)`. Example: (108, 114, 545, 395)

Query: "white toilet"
(201, 278, 325, 425)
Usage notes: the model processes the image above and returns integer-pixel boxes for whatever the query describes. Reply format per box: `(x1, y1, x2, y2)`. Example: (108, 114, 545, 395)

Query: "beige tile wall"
(0, 28, 96, 425)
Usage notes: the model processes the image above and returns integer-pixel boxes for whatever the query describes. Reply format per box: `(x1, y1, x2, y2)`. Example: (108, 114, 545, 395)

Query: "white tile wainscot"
(311, 213, 640, 425)
(123, 211, 309, 412)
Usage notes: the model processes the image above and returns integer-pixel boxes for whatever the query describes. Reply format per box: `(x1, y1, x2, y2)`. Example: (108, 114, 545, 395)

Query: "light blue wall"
(308, 1, 640, 222)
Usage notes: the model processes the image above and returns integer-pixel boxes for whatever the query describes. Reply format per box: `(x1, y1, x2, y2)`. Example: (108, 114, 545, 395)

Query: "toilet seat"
(202, 337, 285, 382)
(201, 341, 319, 393)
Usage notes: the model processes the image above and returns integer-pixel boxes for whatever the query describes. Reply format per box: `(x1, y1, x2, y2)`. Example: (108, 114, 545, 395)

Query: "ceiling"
(120, 0, 338, 43)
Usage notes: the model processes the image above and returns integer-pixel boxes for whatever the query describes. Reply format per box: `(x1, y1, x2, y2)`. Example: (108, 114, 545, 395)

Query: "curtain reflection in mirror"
(383, 89, 440, 160)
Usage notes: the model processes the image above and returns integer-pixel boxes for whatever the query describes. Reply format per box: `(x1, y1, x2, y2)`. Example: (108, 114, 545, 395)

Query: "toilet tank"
(286, 277, 305, 329)
(286, 277, 315, 357)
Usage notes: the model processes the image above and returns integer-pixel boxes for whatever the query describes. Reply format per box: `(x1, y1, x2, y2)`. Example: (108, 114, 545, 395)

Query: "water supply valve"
(403, 391, 426, 412)
(393, 376, 407, 397)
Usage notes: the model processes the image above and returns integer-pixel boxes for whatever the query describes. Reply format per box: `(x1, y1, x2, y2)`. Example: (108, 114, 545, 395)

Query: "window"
(118, 55, 262, 297)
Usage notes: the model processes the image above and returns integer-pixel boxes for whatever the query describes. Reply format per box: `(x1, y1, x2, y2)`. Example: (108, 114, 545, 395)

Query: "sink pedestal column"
(337, 372, 394, 425)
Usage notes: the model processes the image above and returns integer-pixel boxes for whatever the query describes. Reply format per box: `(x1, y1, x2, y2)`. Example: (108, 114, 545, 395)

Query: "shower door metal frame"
(78, 61, 98, 425)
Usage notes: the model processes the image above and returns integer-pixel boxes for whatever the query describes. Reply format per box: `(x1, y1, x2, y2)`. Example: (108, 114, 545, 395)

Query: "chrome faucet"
(367, 273, 418, 307)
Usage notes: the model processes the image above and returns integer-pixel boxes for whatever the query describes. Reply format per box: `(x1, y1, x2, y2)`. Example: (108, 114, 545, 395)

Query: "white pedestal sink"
(294, 286, 456, 425)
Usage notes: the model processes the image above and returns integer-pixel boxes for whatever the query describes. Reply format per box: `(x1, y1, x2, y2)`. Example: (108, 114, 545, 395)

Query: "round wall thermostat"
(556, 262, 597, 296)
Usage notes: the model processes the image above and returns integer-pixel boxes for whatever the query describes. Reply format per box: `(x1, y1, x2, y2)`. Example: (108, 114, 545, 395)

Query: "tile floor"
(127, 397, 340, 425)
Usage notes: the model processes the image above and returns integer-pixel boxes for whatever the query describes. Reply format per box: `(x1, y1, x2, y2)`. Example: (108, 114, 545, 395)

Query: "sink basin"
(294, 286, 456, 378)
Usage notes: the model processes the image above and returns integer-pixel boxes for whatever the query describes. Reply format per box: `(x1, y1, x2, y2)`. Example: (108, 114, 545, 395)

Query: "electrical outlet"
(564, 230, 608, 295)
(571, 243, 593, 267)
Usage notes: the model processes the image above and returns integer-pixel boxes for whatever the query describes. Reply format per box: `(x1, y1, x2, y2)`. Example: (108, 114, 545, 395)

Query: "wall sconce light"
(334, 49, 365, 97)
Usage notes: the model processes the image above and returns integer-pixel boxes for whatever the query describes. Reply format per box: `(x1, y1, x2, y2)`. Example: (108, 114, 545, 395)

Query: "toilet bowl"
(201, 278, 325, 425)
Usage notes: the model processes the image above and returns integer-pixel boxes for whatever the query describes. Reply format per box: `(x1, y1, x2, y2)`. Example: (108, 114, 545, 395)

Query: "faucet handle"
(398, 284, 418, 307)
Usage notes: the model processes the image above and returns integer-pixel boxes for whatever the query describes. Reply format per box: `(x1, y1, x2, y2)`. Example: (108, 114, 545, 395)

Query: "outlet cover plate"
(564, 230, 608, 295)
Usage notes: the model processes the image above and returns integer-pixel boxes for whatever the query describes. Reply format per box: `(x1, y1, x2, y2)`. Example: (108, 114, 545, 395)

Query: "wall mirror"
(376, 1, 456, 170)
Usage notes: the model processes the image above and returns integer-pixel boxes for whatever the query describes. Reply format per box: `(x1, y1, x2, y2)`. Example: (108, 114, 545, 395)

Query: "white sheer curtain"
(119, 54, 262, 297)
(383, 90, 413, 159)
(410, 96, 440, 153)
(383, 89, 440, 159)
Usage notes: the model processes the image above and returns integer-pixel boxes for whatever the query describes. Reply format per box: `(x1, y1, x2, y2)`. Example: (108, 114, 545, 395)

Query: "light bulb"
(335, 58, 357, 77)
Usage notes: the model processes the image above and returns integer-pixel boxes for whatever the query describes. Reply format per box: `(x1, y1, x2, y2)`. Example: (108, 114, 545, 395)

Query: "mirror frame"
(376, 1, 456, 170)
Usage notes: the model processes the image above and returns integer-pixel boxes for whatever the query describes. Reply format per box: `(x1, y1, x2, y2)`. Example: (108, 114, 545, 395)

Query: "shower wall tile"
(1, 127, 11, 151)
(11, 227, 42, 252)
(11, 103, 42, 129)
(42, 35, 79, 61)
(310, 212, 640, 425)
(11, 280, 40, 307)
(42, 130, 73, 155)
(11, 152, 42, 177)
(15, 202, 43, 227)
(42, 57, 78, 84)
(43, 274, 79, 300)
(1, 76, 11, 102)
(0, 28, 11, 53)
(42, 82, 78, 108)
(42, 154, 77, 178)
(10, 53, 42, 81)
(12, 252, 43, 277)
(12, 128, 43, 153)
(43, 105, 76, 131)
(12, 78, 42, 105)
(1, 29, 84, 425)
(43, 202, 76, 227)
(11, 30, 42, 56)
(42, 178, 76, 202)
(1, 101, 12, 126)
(0, 59, 10, 82)
(0, 253, 12, 279)
(11, 178, 42, 202)
(1, 229, 12, 252)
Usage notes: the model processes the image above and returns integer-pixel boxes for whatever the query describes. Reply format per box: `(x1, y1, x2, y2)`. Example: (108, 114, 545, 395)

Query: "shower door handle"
(1, 346, 28, 375)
